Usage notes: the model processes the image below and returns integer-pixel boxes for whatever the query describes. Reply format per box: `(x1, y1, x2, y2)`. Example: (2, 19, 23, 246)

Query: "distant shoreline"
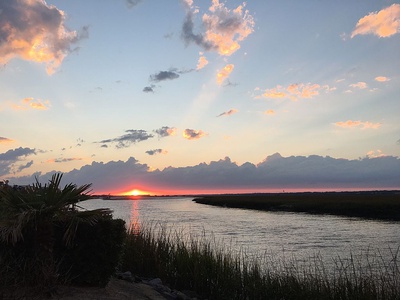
(193, 190, 400, 221)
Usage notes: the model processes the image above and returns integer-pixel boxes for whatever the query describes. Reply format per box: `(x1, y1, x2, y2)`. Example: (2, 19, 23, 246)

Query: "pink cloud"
(13, 97, 51, 110)
(216, 64, 234, 85)
(264, 110, 275, 115)
(183, 129, 207, 140)
(258, 83, 324, 101)
(349, 82, 368, 89)
(196, 53, 209, 70)
(351, 4, 400, 38)
(335, 120, 382, 129)
(375, 76, 390, 82)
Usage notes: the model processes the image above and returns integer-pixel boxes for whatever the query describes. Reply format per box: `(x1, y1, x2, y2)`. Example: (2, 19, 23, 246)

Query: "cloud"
(349, 82, 368, 89)
(334, 120, 382, 129)
(217, 108, 238, 117)
(125, 0, 142, 9)
(0, 137, 14, 144)
(0, 147, 36, 176)
(145, 149, 168, 156)
(143, 85, 156, 93)
(256, 83, 325, 101)
(150, 71, 180, 82)
(98, 129, 154, 148)
(12, 97, 51, 110)
(217, 64, 234, 85)
(181, 0, 254, 56)
(154, 126, 177, 138)
(351, 4, 400, 38)
(264, 110, 275, 115)
(182, 129, 207, 140)
(366, 150, 385, 158)
(375, 76, 390, 82)
(47, 157, 83, 163)
(0, 0, 86, 74)
(9, 153, 400, 194)
(196, 52, 209, 70)
(17, 160, 33, 173)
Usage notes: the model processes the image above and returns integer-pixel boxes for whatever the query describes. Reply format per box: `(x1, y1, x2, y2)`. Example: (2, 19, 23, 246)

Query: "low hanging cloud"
(150, 70, 180, 82)
(182, 0, 255, 56)
(0, 137, 14, 144)
(8, 153, 400, 194)
(375, 76, 390, 82)
(0, 0, 86, 74)
(0, 147, 36, 176)
(98, 129, 154, 148)
(217, 109, 238, 117)
(12, 97, 51, 110)
(145, 149, 168, 156)
(143, 85, 156, 93)
(154, 126, 177, 138)
(334, 120, 382, 129)
(351, 4, 400, 38)
(255, 83, 329, 101)
(216, 64, 234, 85)
(182, 128, 207, 140)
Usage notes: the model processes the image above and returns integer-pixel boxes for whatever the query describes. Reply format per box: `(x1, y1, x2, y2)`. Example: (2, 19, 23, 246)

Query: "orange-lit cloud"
(257, 83, 325, 101)
(217, 108, 238, 117)
(216, 64, 234, 85)
(196, 52, 209, 70)
(182, 0, 254, 57)
(0, 137, 14, 144)
(349, 82, 367, 89)
(13, 97, 51, 110)
(351, 4, 400, 38)
(154, 126, 177, 138)
(183, 128, 207, 140)
(264, 109, 275, 115)
(366, 150, 386, 158)
(0, 0, 85, 74)
(375, 76, 390, 82)
(335, 120, 381, 129)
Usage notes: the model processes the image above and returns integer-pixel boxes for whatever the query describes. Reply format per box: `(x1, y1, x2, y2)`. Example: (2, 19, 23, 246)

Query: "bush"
(54, 216, 126, 287)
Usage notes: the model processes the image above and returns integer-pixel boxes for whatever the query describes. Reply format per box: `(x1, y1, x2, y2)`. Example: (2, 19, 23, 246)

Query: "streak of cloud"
(349, 82, 367, 89)
(47, 157, 83, 163)
(98, 129, 154, 148)
(375, 76, 390, 82)
(0, 0, 86, 74)
(154, 126, 177, 138)
(145, 149, 168, 156)
(0, 137, 14, 144)
(334, 120, 382, 129)
(264, 110, 275, 115)
(12, 97, 51, 110)
(183, 129, 207, 140)
(351, 4, 400, 38)
(125, 0, 142, 9)
(217, 109, 238, 117)
(150, 71, 180, 82)
(217, 64, 234, 85)
(256, 83, 327, 101)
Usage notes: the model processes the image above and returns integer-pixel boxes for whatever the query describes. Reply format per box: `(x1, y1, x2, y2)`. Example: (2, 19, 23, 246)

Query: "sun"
(131, 189, 140, 196)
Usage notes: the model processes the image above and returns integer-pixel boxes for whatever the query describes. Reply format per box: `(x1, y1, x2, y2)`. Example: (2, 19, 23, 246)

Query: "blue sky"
(1, 0, 399, 194)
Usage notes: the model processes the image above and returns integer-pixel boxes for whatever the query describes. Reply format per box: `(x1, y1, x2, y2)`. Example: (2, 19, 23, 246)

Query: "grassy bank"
(121, 223, 400, 300)
(193, 191, 400, 221)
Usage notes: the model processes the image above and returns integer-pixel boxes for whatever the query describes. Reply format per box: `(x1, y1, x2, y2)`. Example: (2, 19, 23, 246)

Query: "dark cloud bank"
(7, 153, 400, 194)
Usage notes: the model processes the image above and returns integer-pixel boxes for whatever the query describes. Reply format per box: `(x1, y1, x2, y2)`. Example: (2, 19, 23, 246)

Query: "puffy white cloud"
(0, 0, 86, 74)
(351, 4, 400, 38)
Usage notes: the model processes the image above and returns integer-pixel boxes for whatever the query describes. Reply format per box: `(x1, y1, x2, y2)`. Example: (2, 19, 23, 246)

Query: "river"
(81, 197, 400, 269)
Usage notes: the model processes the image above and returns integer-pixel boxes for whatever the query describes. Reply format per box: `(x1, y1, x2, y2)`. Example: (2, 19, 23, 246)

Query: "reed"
(121, 223, 400, 300)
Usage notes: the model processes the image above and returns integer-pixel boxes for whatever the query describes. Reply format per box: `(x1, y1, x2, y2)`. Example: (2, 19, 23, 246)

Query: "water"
(81, 197, 400, 268)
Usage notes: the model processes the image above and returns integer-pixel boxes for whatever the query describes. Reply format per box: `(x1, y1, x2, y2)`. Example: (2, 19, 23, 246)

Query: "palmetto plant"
(0, 173, 111, 286)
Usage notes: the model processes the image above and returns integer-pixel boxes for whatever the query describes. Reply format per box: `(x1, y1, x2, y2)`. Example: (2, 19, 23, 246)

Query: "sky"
(1, 0, 400, 195)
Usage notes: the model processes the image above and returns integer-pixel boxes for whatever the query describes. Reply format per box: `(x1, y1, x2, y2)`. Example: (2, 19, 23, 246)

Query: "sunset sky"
(1, 0, 400, 195)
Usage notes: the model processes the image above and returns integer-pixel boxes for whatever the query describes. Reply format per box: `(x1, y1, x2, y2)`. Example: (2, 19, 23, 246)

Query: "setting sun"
(131, 189, 140, 196)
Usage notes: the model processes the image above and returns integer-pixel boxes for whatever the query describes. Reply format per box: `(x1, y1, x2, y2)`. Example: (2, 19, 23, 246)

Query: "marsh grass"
(121, 223, 400, 300)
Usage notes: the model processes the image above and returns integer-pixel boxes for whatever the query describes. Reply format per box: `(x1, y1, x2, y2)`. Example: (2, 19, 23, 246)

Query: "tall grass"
(121, 223, 400, 300)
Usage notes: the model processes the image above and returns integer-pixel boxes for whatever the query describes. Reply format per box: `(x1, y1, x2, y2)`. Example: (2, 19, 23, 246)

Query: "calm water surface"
(82, 197, 400, 265)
